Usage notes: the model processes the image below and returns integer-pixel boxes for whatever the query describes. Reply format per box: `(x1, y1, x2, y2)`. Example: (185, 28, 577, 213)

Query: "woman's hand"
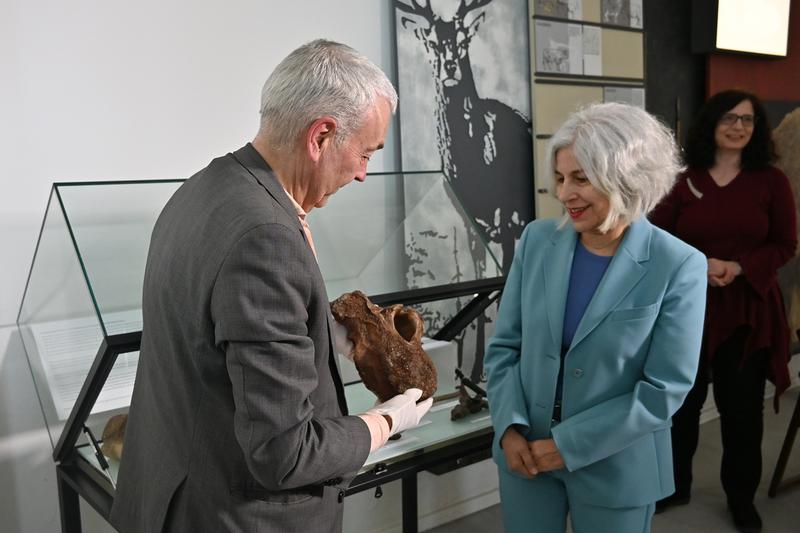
(501, 426, 538, 478)
(707, 258, 742, 287)
(530, 439, 565, 472)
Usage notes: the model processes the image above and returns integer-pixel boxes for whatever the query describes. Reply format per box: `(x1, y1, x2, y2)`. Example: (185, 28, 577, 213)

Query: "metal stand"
(53, 334, 137, 532)
(768, 375, 800, 497)
(345, 430, 493, 533)
(402, 474, 418, 533)
(57, 467, 82, 533)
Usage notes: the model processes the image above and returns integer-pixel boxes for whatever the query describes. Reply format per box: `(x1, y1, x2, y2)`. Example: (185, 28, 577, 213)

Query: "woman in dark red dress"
(650, 90, 797, 532)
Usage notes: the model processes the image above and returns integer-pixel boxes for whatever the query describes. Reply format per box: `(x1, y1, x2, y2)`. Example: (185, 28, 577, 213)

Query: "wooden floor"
(428, 387, 800, 533)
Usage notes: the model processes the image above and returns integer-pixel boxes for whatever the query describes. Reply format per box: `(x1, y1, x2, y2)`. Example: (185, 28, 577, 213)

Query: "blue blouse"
(554, 239, 613, 411)
(563, 240, 613, 348)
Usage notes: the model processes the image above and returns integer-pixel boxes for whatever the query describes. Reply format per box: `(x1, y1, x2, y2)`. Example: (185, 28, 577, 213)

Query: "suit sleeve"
(551, 250, 707, 471)
(210, 222, 370, 490)
(485, 226, 532, 439)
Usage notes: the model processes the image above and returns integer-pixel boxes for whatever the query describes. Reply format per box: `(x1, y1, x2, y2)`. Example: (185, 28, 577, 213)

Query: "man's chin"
(314, 195, 331, 209)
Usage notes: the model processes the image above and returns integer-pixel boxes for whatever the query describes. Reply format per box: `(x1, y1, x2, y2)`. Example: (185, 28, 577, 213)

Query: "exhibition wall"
(643, 1, 706, 147)
(528, 0, 647, 218)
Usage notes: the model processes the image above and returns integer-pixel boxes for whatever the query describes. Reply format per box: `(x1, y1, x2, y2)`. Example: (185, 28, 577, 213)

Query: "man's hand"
(530, 438, 565, 472)
(500, 426, 538, 478)
(365, 388, 433, 436)
(707, 258, 742, 287)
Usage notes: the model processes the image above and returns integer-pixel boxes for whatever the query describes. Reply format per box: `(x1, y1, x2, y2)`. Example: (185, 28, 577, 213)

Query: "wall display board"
(528, 0, 646, 218)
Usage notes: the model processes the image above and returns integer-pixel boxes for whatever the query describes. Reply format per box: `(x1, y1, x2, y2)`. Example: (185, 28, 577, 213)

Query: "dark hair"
(685, 90, 776, 170)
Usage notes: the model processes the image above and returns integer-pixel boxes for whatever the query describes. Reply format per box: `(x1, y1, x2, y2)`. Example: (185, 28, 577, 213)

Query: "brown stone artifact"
(330, 291, 437, 402)
(101, 413, 128, 461)
(450, 384, 489, 421)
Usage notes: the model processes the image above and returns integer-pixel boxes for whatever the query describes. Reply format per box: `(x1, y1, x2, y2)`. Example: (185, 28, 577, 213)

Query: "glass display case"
(17, 171, 504, 532)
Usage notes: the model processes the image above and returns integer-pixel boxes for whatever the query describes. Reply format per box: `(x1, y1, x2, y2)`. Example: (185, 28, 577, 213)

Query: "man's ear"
(307, 117, 337, 163)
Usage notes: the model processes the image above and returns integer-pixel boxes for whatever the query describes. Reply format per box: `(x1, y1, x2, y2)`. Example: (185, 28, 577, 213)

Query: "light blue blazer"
(485, 217, 707, 508)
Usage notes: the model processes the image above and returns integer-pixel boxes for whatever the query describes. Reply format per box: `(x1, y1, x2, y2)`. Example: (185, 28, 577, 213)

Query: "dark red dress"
(650, 166, 797, 406)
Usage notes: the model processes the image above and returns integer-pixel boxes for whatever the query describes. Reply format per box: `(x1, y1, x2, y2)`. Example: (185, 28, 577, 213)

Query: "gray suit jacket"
(110, 144, 371, 533)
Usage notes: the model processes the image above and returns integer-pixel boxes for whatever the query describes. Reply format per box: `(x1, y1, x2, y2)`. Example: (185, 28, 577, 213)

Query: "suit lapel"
(326, 315, 349, 415)
(231, 144, 350, 414)
(543, 225, 577, 349)
(569, 219, 652, 350)
(229, 144, 304, 235)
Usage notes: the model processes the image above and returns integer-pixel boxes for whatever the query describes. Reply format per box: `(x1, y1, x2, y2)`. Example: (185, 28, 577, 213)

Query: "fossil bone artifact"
(330, 291, 437, 402)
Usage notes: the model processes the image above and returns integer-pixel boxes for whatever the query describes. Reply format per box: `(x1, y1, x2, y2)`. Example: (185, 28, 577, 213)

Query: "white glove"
(331, 320, 354, 361)
(365, 388, 433, 437)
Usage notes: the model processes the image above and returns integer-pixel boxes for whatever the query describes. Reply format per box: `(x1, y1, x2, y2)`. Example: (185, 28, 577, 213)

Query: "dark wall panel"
(644, 0, 706, 148)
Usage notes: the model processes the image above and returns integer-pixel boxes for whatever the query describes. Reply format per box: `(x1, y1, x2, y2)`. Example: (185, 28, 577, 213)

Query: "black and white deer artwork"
(395, 0, 534, 275)
(395, 0, 533, 383)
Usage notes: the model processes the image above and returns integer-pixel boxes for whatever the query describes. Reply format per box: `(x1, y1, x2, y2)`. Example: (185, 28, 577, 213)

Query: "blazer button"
(572, 368, 584, 378)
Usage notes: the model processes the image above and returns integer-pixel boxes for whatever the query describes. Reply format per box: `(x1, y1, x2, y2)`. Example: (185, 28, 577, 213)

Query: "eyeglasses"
(719, 113, 756, 128)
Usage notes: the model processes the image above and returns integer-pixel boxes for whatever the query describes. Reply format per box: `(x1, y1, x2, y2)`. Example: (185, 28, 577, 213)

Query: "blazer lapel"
(326, 315, 349, 415)
(543, 225, 577, 348)
(569, 219, 652, 350)
(231, 144, 349, 414)
(229, 143, 304, 235)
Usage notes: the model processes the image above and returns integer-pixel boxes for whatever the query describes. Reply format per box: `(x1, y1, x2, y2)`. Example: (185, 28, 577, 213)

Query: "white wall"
(1, 0, 403, 326)
(1, 1, 502, 532)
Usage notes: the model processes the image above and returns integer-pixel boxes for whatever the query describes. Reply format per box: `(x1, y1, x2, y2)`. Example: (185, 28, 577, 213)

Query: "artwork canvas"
(535, 20, 584, 75)
(582, 25, 602, 75)
(602, 0, 630, 26)
(602, 0, 643, 28)
(629, 0, 643, 28)
(603, 86, 645, 108)
(535, 0, 569, 18)
(534, 0, 583, 19)
(394, 0, 534, 381)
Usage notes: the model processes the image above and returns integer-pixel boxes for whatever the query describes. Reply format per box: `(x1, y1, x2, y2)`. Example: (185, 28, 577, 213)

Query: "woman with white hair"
(484, 102, 707, 532)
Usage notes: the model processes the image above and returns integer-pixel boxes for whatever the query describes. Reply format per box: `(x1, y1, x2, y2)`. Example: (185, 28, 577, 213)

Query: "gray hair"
(259, 39, 398, 149)
(545, 102, 683, 232)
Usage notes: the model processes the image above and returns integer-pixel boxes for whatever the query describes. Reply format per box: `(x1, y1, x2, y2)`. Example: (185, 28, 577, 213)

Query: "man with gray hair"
(111, 39, 431, 533)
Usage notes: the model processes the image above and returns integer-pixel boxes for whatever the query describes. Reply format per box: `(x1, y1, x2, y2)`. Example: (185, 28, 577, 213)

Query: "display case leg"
(768, 386, 800, 497)
(57, 466, 82, 533)
(402, 473, 418, 533)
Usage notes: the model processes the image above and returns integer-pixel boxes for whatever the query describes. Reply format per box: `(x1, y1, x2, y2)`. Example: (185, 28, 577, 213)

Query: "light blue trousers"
(498, 468, 655, 533)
